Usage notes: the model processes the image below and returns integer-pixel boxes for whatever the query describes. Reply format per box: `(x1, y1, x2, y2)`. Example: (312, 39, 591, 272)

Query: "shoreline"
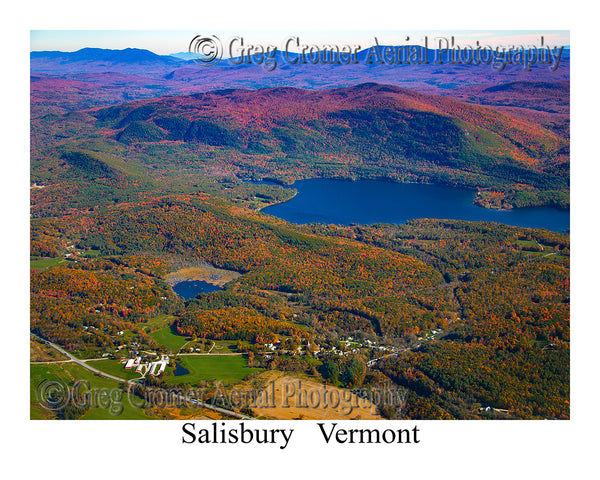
(250, 177, 569, 233)
(247, 176, 569, 213)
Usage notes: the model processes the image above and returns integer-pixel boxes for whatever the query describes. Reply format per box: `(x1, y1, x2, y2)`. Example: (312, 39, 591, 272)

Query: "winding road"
(30, 332, 129, 383)
(30, 332, 254, 420)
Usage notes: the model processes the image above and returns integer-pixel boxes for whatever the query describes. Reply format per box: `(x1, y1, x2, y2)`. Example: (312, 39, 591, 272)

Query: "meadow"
(162, 354, 261, 387)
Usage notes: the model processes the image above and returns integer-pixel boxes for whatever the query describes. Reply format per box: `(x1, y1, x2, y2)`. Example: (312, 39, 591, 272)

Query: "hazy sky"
(30, 30, 570, 55)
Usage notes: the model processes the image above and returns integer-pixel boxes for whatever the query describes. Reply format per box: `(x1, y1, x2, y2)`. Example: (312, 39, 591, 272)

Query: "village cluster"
(262, 336, 401, 361)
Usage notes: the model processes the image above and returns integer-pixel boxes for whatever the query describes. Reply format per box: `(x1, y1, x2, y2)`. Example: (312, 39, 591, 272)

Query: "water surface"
(262, 179, 569, 232)
(174, 362, 190, 376)
(172, 280, 223, 300)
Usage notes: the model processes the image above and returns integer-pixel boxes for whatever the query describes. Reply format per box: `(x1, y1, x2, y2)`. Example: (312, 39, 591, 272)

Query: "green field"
(30, 252, 101, 269)
(150, 325, 190, 352)
(138, 314, 176, 333)
(86, 359, 143, 381)
(30, 362, 152, 420)
(515, 239, 567, 259)
(82, 250, 102, 258)
(211, 340, 239, 353)
(516, 239, 545, 249)
(162, 355, 261, 386)
(30, 257, 67, 269)
(181, 339, 240, 354)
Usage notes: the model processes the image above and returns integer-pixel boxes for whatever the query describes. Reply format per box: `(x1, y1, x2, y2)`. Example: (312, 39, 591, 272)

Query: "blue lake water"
(261, 179, 570, 233)
(172, 280, 223, 300)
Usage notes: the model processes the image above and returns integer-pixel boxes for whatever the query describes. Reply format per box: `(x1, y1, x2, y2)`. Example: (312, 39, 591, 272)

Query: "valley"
(30, 44, 570, 420)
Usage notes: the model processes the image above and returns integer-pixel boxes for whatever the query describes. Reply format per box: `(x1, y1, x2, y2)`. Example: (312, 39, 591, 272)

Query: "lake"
(261, 179, 570, 232)
(172, 280, 223, 300)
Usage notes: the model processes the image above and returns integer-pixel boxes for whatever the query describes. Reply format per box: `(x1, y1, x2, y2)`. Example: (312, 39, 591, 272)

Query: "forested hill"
(35, 82, 568, 209)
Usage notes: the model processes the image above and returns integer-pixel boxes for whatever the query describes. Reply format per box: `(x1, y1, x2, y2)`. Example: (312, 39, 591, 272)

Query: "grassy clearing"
(30, 363, 73, 407)
(138, 314, 176, 333)
(30, 257, 66, 269)
(211, 340, 239, 353)
(150, 325, 190, 352)
(30, 362, 153, 420)
(181, 339, 240, 354)
(82, 399, 151, 420)
(517, 239, 544, 248)
(87, 359, 143, 381)
(515, 239, 567, 260)
(162, 355, 260, 387)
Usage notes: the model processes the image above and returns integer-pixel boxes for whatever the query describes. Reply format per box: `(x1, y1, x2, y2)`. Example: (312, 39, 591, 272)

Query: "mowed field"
(30, 257, 67, 269)
(88, 358, 143, 381)
(150, 325, 190, 352)
(30, 362, 151, 420)
(138, 314, 176, 333)
(161, 354, 260, 386)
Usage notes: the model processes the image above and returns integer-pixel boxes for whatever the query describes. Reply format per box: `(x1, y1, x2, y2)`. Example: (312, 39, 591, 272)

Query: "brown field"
(30, 339, 69, 362)
(233, 371, 385, 420)
(147, 406, 229, 420)
(164, 265, 241, 287)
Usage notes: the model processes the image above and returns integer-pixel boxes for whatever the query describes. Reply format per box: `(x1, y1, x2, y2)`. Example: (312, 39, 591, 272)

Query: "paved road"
(30, 332, 129, 383)
(30, 332, 254, 420)
(30, 360, 73, 364)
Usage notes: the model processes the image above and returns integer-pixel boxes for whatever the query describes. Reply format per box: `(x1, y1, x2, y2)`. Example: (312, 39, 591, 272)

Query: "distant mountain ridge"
(31, 47, 186, 74)
(31, 46, 569, 79)
(31, 47, 570, 123)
